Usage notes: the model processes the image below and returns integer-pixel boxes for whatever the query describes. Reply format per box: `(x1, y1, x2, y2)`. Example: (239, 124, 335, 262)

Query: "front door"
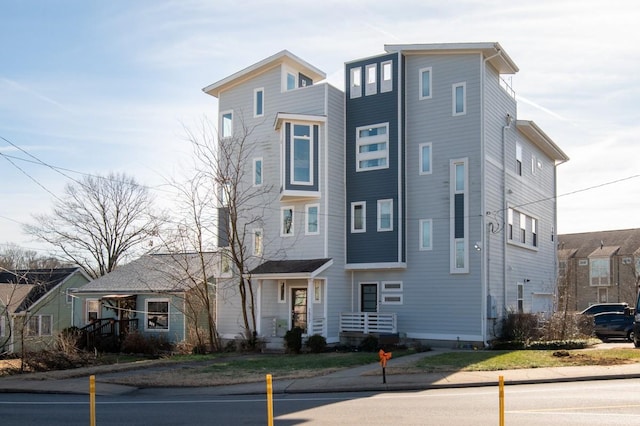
(291, 288, 308, 332)
(361, 283, 378, 312)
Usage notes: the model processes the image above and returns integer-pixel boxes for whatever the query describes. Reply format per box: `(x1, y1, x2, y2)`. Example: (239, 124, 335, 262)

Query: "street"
(2, 378, 640, 425)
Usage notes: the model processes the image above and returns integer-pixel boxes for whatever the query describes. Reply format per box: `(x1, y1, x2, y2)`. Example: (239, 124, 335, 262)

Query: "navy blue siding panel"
(346, 53, 403, 264)
(284, 123, 319, 192)
(454, 194, 464, 238)
(217, 207, 229, 247)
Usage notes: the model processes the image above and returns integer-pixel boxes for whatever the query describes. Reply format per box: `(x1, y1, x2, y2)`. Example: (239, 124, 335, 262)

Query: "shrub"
(284, 327, 303, 354)
(500, 312, 541, 342)
(305, 334, 327, 353)
(539, 312, 594, 341)
(358, 334, 379, 352)
(120, 332, 172, 355)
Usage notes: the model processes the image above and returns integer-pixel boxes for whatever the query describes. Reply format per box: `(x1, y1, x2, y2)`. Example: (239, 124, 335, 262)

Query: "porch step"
(262, 337, 285, 354)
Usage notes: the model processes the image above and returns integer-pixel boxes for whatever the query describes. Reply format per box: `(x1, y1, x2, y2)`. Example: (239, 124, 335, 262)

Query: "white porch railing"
(308, 317, 325, 336)
(340, 312, 397, 334)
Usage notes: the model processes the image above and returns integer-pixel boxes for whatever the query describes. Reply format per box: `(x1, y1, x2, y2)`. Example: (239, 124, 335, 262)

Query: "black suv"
(593, 312, 635, 341)
(580, 303, 629, 316)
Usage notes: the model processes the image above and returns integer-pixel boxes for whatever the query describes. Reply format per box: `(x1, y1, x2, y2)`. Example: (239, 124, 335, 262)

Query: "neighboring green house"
(0, 268, 91, 354)
(71, 252, 223, 350)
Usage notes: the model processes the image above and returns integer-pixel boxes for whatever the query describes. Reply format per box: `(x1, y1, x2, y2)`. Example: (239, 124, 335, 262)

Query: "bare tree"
(0, 243, 67, 270)
(24, 173, 160, 278)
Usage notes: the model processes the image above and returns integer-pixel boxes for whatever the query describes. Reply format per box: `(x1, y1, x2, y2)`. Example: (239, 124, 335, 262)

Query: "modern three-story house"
(203, 42, 568, 348)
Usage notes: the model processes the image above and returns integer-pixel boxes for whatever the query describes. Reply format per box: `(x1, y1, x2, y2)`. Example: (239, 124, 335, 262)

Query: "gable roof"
(516, 120, 569, 163)
(203, 50, 326, 98)
(558, 228, 640, 258)
(0, 267, 84, 313)
(75, 253, 220, 294)
(249, 258, 333, 279)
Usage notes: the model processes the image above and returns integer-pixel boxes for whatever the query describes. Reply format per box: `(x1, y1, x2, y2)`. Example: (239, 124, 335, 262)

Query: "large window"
(254, 88, 264, 117)
(419, 143, 432, 175)
(306, 204, 319, 235)
(377, 199, 393, 232)
(291, 124, 312, 185)
(356, 123, 389, 171)
(419, 219, 432, 250)
(86, 299, 100, 323)
(220, 111, 233, 138)
(146, 299, 169, 331)
(590, 258, 610, 286)
(419, 67, 432, 100)
(351, 201, 366, 233)
(451, 158, 468, 273)
(253, 158, 263, 186)
(281, 207, 294, 236)
(28, 315, 52, 337)
(453, 82, 466, 115)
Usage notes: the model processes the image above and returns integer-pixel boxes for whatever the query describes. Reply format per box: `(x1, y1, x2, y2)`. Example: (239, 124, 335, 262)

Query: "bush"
(284, 327, 303, 354)
(539, 312, 594, 341)
(305, 334, 327, 353)
(358, 334, 379, 352)
(120, 332, 172, 355)
(500, 312, 541, 342)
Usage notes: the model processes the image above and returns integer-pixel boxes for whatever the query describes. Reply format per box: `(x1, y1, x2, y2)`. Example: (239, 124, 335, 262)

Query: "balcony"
(339, 312, 397, 334)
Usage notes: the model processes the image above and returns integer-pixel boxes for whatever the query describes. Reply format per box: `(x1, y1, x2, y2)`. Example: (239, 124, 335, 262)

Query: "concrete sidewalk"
(2, 348, 640, 396)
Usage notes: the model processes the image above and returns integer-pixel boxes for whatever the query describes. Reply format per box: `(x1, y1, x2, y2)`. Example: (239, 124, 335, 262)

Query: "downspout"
(481, 48, 504, 346)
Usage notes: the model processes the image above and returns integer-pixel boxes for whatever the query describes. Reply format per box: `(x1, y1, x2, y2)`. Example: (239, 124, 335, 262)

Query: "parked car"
(580, 303, 629, 316)
(593, 312, 634, 341)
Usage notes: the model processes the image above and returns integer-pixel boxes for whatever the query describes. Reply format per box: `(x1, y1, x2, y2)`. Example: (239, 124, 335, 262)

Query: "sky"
(1, 0, 639, 255)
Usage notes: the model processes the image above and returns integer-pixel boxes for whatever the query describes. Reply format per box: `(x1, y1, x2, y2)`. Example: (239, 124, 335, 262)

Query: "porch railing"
(340, 312, 397, 334)
(308, 317, 325, 336)
(80, 318, 139, 348)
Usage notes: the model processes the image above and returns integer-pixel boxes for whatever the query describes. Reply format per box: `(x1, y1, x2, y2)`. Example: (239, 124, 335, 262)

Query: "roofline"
(274, 113, 327, 130)
(22, 267, 88, 312)
(202, 50, 326, 98)
(516, 120, 569, 164)
(384, 42, 519, 74)
(249, 259, 334, 280)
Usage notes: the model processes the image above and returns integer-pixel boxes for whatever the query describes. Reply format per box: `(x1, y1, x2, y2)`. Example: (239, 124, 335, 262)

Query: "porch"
(80, 318, 139, 350)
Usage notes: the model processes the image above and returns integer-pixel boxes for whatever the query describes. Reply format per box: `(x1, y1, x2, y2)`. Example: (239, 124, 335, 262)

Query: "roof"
(558, 228, 640, 258)
(0, 267, 83, 313)
(516, 120, 569, 163)
(203, 50, 326, 98)
(384, 42, 519, 74)
(249, 258, 333, 279)
(75, 253, 220, 294)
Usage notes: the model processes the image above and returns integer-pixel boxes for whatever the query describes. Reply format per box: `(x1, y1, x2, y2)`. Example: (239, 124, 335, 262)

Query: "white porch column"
(307, 278, 314, 335)
(256, 279, 262, 336)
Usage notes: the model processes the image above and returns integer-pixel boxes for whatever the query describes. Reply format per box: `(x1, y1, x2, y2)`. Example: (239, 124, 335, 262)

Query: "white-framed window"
(531, 218, 538, 247)
(305, 204, 319, 235)
(220, 253, 232, 277)
(452, 82, 466, 115)
(517, 283, 524, 313)
(515, 143, 523, 176)
(220, 110, 233, 138)
(285, 69, 297, 91)
(377, 199, 393, 232)
(520, 213, 526, 243)
(290, 124, 313, 185)
(350, 66, 362, 98)
(382, 294, 403, 305)
(382, 281, 403, 292)
(451, 158, 468, 273)
(365, 63, 377, 96)
(419, 67, 432, 100)
(508, 208, 514, 240)
(381, 60, 392, 93)
(253, 228, 263, 256)
(419, 219, 432, 250)
(253, 158, 263, 186)
(578, 259, 589, 266)
(86, 299, 100, 323)
(66, 288, 77, 304)
(254, 88, 264, 117)
(314, 279, 322, 303)
(351, 201, 366, 233)
(598, 287, 608, 303)
(419, 142, 432, 175)
(590, 258, 610, 286)
(27, 315, 52, 337)
(281, 207, 294, 236)
(278, 281, 286, 303)
(145, 299, 169, 331)
(356, 123, 388, 171)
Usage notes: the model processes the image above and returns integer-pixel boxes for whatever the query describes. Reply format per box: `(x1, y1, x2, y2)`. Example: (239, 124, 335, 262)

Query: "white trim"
(382, 281, 403, 292)
(253, 87, 264, 118)
(406, 331, 483, 342)
(313, 279, 323, 303)
(450, 158, 469, 273)
(252, 157, 263, 187)
(349, 66, 362, 99)
(278, 281, 286, 303)
(381, 294, 403, 305)
(252, 228, 263, 256)
(419, 66, 432, 100)
(350, 201, 366, 233)
(345, 262, 407, 270)
(280, 206, 294, 237)
(289, 123, 314, 186)
(381, 60, 392, 93)
(355, 122, 389, 172)
(377, 199, 393, 232)
(145, 298, 170, 332)
(86, 298, 100, 324)
(452, 82, 466, 116)
(305, 203, 320, 235)
(282, 65, 298, 92)
(365, 63, 377, 96)
(419, 142, 432, 175)
(220, 109, 233, 138)
(419, 219, 433, 251)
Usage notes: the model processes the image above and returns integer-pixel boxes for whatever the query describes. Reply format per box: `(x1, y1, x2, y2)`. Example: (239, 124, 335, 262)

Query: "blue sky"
(1, 0, 639, 254)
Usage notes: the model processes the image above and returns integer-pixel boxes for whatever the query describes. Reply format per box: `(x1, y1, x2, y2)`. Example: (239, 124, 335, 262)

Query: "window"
(146, 300, 169, 331)
(86, 299, 100, 323)
(382, 294, 403, 305)
(381, 60, 392, 93)
(520, 213, 526, 243)
(382, 281, 402, 291)
(377, 199, 393, 232)
(254, 88, 264, 117)
(221, 111, 233, 138)
(453, 82, 466, 115)
(351, 201, 366, 233)
(66, 288, 77, 304)
(27, 315, 52, 337)
(287, 72, 297, 91)
(451, 158, 468, 273)
(517, 283, 524, 313)
(516, 143, 523, 176)
(419, 143, 432, 174)
(419, 67, 432, 100)
(253, 229, 263, 256)
(508, 208, 514, 240)
(578, 259, 589, 266)
(27, 316, 39, 336)
(291, 124, 312, 184)
(278, 281, 286, 303)
(365, 63, 377, 96)
(281, 207, 294, 236)
(590, 258, 610, 286)
(350, 66, 362, 98)
(253, 158, 263, 186)
(419, 219, 432, 250)
(356, 123, 388, 171)
(306, 204, 319, 235)
(220, 254, 232, 277)
(531, 218, 538, 247)
(314, 279, 322, 303)
(598, 287, 608, 303)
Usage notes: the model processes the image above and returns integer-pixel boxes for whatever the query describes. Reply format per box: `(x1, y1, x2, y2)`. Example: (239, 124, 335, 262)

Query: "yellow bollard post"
(266, 374, 274, 426)
(89, 375, 96, 426)
(499, 375, 504, 426)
